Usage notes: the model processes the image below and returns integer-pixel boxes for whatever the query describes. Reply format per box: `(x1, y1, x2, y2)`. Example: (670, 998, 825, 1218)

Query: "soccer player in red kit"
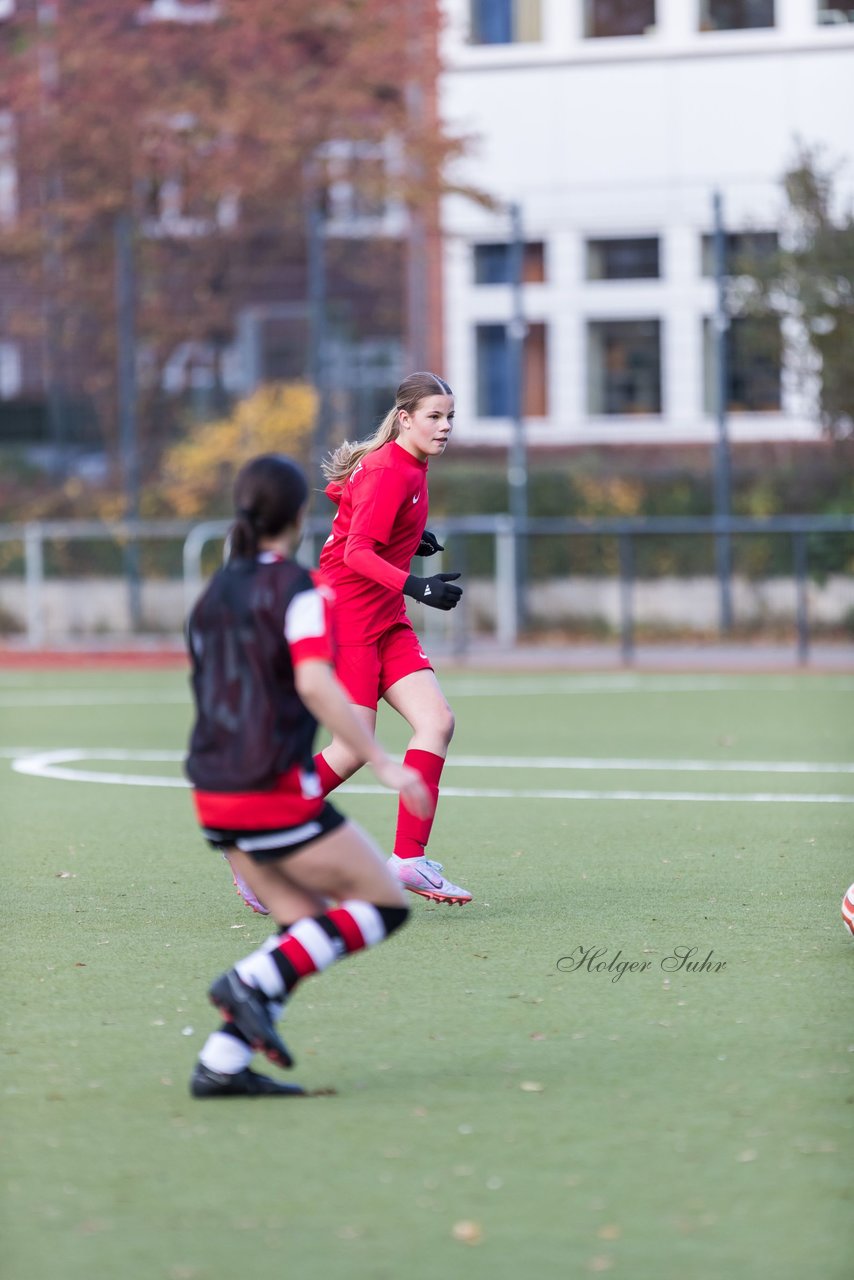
(186, 453, 430, 1096)
(312, 371, 471, 905)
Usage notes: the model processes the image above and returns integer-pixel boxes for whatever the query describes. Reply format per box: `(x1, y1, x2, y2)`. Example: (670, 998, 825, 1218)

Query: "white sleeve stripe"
(284, 589, 326, 646)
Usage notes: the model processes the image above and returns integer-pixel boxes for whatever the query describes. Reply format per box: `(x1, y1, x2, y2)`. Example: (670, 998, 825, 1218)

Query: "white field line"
(345, 785, 854, 805)
(0, 691, 190, 707)
(2, 674, 854, 707)
(9, 748, 854, 803)
(441, 675, 854, 697)
(10, 747, 854, 775)
(451, 754, 854, 775)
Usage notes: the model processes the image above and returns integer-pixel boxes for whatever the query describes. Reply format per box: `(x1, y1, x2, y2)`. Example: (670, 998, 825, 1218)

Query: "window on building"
(817, 2, 854, 23)
(586, 237, 660, 280)
(140, 113, 239, 237)
(0, 342, 22, 400)
(475, 322, 549, 416)
(701, 230, 778, 276)
(584, 0, 656, 38)
(319, 143, 386, 225)
(703, 316, 781, 412)
(469, 0, 541, 44)
(587, 320, 662, 415)
(473, 241, 546, 284)
(312, 139, 405, 237)
(699, 0, 775, 30)
(0, 112, 16, 226)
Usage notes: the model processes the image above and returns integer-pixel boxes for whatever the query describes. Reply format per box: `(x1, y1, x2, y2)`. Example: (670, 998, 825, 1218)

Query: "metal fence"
(1, 514, 853, 664)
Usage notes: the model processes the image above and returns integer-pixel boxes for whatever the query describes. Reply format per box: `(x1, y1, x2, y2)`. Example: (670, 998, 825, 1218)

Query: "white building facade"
(439, 0, 854, 447)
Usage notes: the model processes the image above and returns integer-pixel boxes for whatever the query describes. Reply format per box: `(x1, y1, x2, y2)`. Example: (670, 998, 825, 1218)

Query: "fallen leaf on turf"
(598, 1224, 621, 1240)
(737, 1149, 758, 1163)
(587, 1256, 613, 1272)
(520, 1081, 544, 1092)
(452, 1220, 483, 1245)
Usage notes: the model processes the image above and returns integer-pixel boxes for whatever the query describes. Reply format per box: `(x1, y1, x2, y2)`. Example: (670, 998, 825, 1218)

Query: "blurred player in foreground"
(185, 453, 429, 1097)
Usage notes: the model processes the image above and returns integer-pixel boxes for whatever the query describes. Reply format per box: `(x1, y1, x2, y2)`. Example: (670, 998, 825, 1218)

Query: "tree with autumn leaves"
(0, 0, 454, 515)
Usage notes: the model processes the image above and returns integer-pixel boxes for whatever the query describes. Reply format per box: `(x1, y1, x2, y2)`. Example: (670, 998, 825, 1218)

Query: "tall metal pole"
(507, 201, 528, 632)
(712, 190, 733, 632)
(307, 189, 331, 499)
(114, 210, 142, 630)
(36, 0, 67, 477)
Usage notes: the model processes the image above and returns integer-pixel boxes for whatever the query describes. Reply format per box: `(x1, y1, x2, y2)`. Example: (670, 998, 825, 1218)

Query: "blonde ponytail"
(322, 370, 453, 485)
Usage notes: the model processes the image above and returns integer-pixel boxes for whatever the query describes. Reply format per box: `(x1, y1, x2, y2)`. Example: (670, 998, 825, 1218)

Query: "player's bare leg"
(382, 670, 471, 905)
(198, 823, 409, 1094)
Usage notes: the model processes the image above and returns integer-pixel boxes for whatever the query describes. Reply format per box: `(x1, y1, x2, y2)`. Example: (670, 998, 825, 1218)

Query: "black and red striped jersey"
(185, 553, 333, 794)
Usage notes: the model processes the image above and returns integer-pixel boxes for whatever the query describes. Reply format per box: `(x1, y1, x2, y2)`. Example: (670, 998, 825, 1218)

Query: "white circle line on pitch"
(9, 748, 854, 803)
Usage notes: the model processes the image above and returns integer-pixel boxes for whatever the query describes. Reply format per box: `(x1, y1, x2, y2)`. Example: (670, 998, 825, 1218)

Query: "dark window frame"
(587, 318, 663, 416)
(473, 241, 546, 285)
(699, 0, 776, 31)
(583, 0, 657, 39)
(703, 315, 782, 413)
(586, 237, 661, 281)
(475, 321, 549, 417)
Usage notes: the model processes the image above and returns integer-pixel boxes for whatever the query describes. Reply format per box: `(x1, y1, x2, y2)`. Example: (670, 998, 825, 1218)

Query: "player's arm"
(341, 468, 410, 590)
(343, 472, 463, 610)
(346, 533, 462, 610)
(295, 660, 430, 817)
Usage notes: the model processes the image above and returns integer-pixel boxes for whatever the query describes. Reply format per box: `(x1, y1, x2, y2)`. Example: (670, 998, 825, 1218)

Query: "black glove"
(403, 572, 463, 611)
(415, 530, 444, 558)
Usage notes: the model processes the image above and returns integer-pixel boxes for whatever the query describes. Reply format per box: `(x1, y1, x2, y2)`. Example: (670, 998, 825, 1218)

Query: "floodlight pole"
(712, 190, 734, 633)
(114, 210, 142, 631)
(507, 200, 528, 633)
(307, 185, 332, 501)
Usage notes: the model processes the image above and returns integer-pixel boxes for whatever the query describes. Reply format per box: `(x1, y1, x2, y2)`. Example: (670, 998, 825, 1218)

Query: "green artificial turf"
(2, 669, 852, 1279)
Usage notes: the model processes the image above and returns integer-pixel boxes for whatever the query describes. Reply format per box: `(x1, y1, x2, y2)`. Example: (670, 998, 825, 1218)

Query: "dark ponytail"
(229, 455, 309, 561)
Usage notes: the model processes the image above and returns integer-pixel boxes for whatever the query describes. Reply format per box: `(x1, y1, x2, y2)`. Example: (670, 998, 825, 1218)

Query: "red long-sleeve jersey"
(318, 440, 428, 642)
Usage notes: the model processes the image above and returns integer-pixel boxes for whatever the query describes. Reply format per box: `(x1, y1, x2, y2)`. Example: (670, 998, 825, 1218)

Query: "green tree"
(735, 148, 854, 439)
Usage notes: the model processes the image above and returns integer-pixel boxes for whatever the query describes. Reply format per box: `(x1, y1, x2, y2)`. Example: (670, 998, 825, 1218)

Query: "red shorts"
(334, 619, 433, 711)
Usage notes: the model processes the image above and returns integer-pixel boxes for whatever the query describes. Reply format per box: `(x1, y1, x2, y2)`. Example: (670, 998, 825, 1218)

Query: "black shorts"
(202, 801, 346, 863)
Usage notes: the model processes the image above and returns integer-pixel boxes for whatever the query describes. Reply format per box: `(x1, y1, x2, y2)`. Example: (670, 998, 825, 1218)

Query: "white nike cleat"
(388, 854, 472, 905)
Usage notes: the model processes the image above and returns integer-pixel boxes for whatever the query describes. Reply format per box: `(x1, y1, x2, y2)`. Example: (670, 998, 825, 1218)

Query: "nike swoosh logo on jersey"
(412, 493, 419, 503)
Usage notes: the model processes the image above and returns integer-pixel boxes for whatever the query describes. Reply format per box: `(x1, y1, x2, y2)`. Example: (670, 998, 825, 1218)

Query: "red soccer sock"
(313, 751, 345, 797)
(393, 748, 444, 860)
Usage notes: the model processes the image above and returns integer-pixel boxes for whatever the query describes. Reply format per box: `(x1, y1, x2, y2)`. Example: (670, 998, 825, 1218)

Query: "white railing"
(0, 514, 852, 663)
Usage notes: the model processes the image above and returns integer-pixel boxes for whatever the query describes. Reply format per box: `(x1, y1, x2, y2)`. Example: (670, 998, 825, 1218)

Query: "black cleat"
(190, 1061, 306, 1098)
(208, 970, 293, 1068)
